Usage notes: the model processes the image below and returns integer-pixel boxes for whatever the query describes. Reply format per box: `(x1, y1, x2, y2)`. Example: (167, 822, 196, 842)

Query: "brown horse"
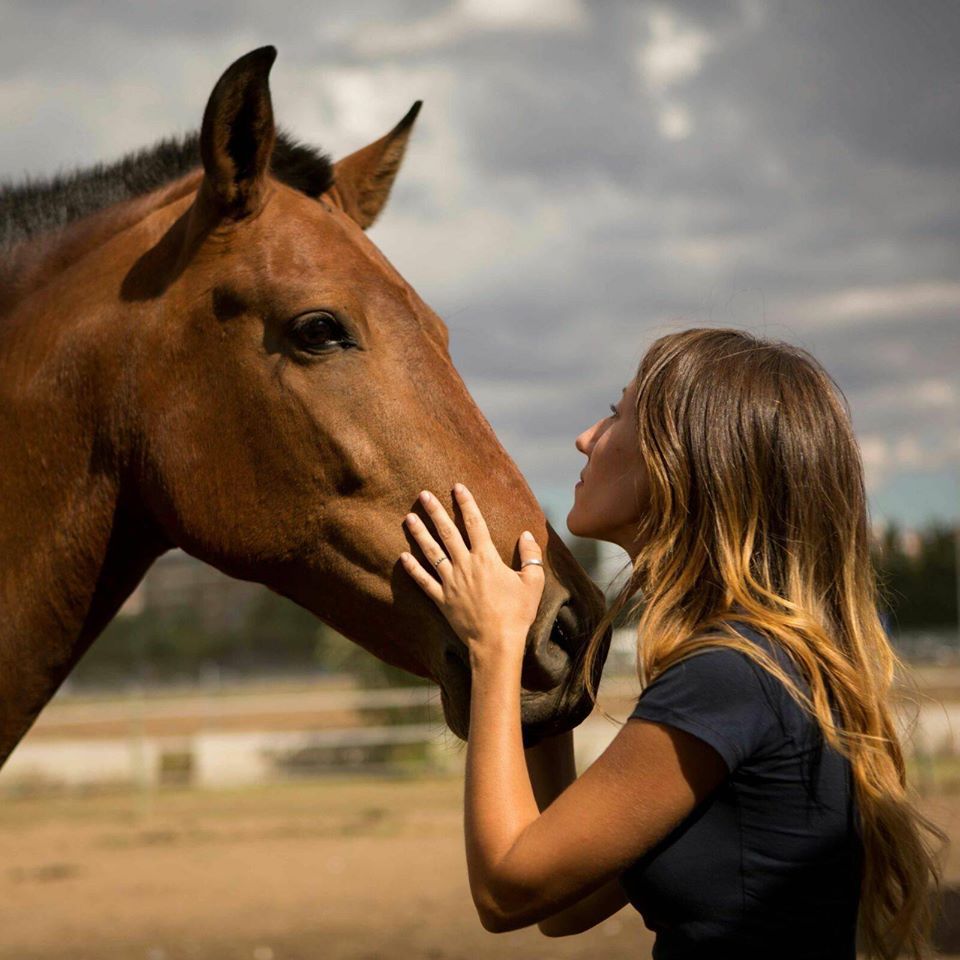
(0, 47, 608, 765)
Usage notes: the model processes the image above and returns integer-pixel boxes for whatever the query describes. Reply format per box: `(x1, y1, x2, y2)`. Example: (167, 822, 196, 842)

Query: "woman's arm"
(467, 659, 726, 933)
(400, 486, 727, 933)
(524, 729, 576, 812)
(537, 878, 630, 937)
(524, 731, 631, 937)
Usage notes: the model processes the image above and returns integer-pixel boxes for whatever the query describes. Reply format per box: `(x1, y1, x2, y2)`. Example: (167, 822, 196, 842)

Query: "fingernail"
(400, 552, 411, 562)
(419, 490, 431, 503)
(405, 514, 418, 525)
(522, 531, 534, 541)
(453, 483, 465, 495)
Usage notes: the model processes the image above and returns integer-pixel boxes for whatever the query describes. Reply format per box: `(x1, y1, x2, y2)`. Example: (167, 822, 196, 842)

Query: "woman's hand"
(399, 483, 546, 671)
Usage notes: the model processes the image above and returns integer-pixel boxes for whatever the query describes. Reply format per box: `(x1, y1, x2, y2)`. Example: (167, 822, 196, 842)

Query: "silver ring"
(521, 558, 544, 569)
(434, 555, 450, 567)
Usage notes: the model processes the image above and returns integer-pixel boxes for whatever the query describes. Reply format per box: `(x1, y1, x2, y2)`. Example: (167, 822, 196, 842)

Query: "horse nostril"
(550, 602, 584, 657)
(553, 615, 569, 644)
(521, 613, 574, 692)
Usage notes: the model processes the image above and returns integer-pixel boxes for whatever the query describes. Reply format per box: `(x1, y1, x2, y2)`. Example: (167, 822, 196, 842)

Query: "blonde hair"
(578, 328, 946, 958)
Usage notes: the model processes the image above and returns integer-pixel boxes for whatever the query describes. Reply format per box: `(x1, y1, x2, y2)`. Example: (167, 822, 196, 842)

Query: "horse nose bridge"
(518, 581, 574, 691)
(533, 568, 570, 622)
(543, 527, 606, 626)
(515, 522, 608, 694)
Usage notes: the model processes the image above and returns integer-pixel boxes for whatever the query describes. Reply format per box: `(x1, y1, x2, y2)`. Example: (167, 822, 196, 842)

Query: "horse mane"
(0, 130, 334, 253)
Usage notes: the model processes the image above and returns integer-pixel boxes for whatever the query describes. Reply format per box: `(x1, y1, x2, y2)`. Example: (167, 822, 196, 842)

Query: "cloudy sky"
(2, 0, 957, 537)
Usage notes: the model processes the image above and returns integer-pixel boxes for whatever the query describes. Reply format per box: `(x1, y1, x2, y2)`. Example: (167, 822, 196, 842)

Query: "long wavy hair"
(578, 327, 946, 959)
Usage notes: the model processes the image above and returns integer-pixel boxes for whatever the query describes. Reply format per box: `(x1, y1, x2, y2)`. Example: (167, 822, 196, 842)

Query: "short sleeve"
(628, 646, 780, 773)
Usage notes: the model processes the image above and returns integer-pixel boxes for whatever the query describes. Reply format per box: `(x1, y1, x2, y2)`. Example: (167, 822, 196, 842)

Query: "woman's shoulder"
(630, 620, 824, 773)
(647, 622, 798, 693)
(692, 621, 812, 693)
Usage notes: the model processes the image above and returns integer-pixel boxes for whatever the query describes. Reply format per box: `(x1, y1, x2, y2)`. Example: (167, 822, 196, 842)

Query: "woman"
(398, 328, 944, 959)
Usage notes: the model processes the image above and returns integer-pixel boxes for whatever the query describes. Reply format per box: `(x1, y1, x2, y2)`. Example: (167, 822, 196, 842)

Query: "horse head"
(63, 48, 610, 743)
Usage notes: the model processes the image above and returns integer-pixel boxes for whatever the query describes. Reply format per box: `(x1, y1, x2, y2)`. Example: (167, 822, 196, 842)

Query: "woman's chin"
(567, 512, 618, 548)
(565, 508, 592, 540)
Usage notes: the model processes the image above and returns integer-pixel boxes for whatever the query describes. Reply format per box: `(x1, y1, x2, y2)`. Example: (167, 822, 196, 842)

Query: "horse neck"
(0, 428, 169, 764)
(2, 172, 203, 313)
(0, 198, 183, 762)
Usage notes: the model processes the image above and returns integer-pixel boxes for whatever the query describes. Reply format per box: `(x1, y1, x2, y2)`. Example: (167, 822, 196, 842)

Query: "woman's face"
(566, 377, 648, 557)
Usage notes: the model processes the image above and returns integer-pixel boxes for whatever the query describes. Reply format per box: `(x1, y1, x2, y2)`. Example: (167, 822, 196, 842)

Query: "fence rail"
(1, 683, 460, 791)
(2, 674, 955, 793)
(30, 684, 444, 727)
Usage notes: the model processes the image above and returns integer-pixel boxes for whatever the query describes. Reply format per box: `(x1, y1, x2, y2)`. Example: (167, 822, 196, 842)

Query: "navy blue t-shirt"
(618, 625, 862, 959)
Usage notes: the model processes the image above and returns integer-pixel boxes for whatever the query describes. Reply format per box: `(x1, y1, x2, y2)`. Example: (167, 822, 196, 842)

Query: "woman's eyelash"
(609, 404, 618, 417)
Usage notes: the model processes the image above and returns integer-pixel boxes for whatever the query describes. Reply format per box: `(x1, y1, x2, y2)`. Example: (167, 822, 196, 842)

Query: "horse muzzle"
(437, 591, 611, 745)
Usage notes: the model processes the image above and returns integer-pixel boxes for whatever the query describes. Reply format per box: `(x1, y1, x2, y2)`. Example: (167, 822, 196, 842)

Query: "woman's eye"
(608, 403, 618, 418)
(289, 312, 354, 353)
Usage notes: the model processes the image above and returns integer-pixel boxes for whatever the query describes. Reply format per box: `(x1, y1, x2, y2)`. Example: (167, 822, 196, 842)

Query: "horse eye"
(289, 312, 354, 353)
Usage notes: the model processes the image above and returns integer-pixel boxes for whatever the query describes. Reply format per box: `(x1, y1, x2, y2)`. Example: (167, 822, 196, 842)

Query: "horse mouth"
(438, 646, 472, 740)
(437, 608, 598, 745)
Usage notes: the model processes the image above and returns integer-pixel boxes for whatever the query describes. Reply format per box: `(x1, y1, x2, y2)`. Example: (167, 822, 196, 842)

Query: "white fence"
(1, 674, 954, 792)
(0, 684, 448, 791)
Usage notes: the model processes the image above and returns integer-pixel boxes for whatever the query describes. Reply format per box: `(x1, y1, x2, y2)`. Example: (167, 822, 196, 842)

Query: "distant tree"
(313, 630, 432, 688)
(874, 524, 959, 631)
(71, 587, 432, 689)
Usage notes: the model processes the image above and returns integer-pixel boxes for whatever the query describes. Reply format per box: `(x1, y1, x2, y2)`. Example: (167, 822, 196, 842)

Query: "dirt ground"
(3, 776, 960, 960)
(0, 774, 656, 960)
(4, 773, 960, 960)
(6, 665, 960, 960)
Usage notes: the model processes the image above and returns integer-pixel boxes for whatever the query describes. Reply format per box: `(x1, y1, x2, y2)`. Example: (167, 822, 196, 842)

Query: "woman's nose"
(575, 420, 601, 455)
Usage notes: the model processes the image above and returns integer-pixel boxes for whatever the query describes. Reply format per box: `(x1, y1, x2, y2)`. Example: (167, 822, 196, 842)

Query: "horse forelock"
(0, 129, 334, 254)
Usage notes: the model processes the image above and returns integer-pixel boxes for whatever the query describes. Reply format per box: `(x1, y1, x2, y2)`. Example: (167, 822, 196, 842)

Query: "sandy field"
(0, 774, 656, 960)
(4, 669, 960, 960)
(2, 774, 960, 960)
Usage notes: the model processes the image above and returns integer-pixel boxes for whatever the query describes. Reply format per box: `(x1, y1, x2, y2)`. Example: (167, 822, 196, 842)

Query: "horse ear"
(329, 101, 422, 230)
(199, 46, 277, 219)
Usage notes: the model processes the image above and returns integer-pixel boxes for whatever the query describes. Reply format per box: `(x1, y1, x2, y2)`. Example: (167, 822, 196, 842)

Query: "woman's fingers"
(404, 511, 450, 573)
(518, 530, 546, 589)
(418, 490, 469, 562)
(399, 552, 444, 604)
(399, 493, 545, 650)
(453, 483, 494, 552)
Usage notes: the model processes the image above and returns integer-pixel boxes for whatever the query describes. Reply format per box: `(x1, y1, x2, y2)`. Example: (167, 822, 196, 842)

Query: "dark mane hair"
(0, 129, 333, 252)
